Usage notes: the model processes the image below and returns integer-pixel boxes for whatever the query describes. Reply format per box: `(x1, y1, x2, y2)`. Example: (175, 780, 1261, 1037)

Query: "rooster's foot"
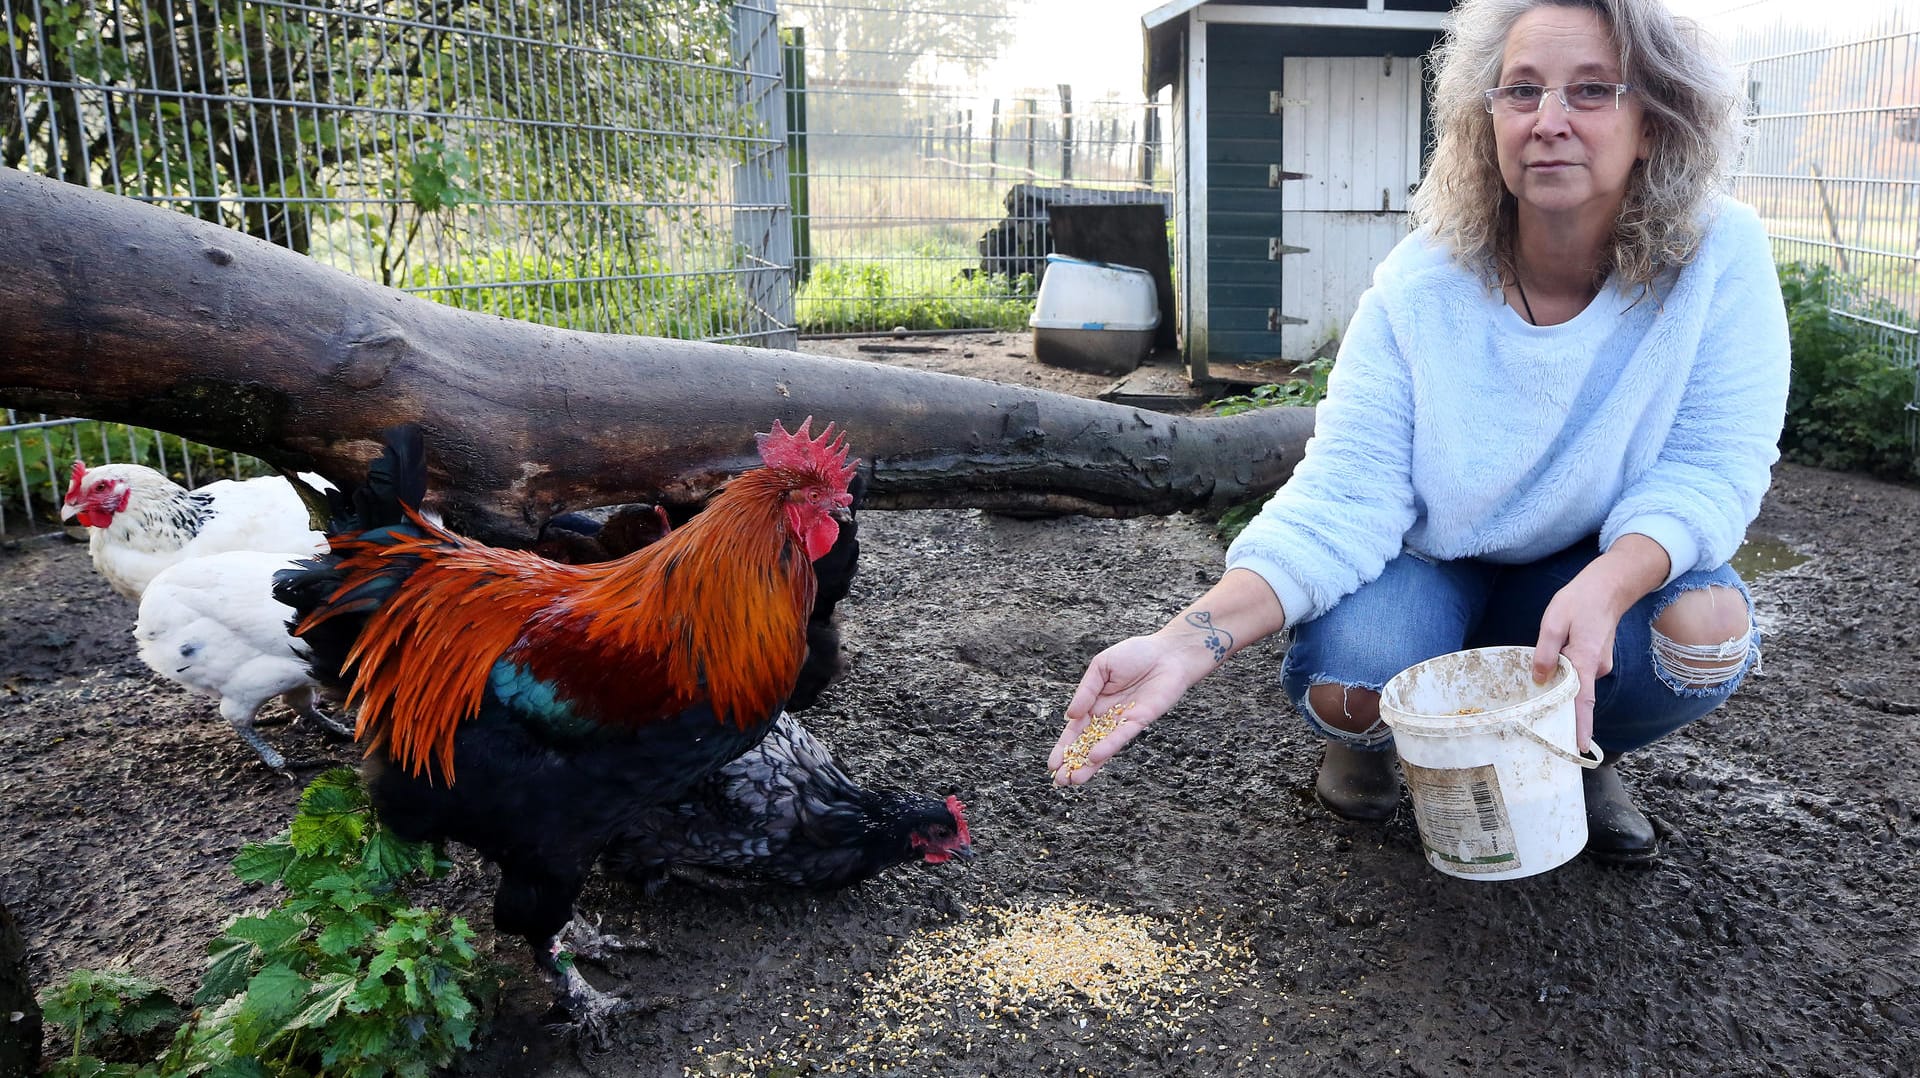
(559, 915, 654, 962)
(543, 961, 633, 1049)
(286, 687, 355, 741)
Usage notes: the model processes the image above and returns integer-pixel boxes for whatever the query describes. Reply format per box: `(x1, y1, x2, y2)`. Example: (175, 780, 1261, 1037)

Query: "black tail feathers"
(339, 424, 427, 533)
(272, 425, 430, 689)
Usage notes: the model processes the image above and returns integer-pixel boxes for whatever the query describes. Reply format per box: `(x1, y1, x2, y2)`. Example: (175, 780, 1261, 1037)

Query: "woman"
(1049, 0, 1788, 865)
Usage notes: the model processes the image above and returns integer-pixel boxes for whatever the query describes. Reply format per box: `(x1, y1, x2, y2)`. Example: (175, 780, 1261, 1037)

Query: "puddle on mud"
(1732, 534, 1810, 582)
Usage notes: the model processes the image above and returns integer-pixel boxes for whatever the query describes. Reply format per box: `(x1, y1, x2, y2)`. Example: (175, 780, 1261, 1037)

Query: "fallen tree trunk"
(0, 168, 1314, 545)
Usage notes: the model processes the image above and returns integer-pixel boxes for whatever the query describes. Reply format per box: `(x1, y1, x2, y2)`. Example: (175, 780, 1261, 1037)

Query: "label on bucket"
(1398, 762, 1520, 873)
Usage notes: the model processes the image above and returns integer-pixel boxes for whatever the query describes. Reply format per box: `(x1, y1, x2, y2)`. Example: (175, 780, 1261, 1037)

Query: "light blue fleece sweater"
(1225, 196, 1791, 628)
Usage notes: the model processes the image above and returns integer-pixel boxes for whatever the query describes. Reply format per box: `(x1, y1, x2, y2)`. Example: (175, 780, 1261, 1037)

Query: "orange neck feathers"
(320, 470, 820, 783)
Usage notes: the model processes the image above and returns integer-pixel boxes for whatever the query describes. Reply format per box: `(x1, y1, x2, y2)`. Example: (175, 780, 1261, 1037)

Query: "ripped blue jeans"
(1280, 539, 1761, 757)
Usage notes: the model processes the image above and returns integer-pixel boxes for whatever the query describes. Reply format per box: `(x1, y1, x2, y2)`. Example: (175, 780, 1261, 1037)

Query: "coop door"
(1276, 56, 1424, 358)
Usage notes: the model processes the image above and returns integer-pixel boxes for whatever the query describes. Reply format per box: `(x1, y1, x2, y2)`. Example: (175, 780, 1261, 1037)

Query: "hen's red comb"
(946, 795, 971, 845)
(65, 461, 88, 504)
(756, 416, 859, 485)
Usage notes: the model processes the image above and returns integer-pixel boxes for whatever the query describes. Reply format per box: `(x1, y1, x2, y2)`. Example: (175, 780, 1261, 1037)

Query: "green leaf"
(322, 1018, 393, 1067)
(283, 855, 336, 892)
(316, 914, 376, 956)
(347, 978, 391, 1014)
(395, 958, 423, 1007)
(197, 939, 256, 1006)
(288, 971, 358, 1030)
(365, 949, 400, 981)
(300, 769, 368, 813)
(307, 872, 364, 894)
(204, 1059, 270, 1078)
(225, 912, 309, 954)
(363, 829, 434, 883)
(232, 964, 310, 1052)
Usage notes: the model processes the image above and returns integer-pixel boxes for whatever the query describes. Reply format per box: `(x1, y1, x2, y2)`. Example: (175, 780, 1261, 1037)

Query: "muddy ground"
(2, 332, 1917, 1077)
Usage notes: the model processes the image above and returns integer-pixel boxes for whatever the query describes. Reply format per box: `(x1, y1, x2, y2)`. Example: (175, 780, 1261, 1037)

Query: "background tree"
(783, 0, 1016, 142)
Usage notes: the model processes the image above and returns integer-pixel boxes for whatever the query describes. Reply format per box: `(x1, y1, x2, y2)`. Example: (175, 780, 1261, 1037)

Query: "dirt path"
(2, 334, 1916, 1076)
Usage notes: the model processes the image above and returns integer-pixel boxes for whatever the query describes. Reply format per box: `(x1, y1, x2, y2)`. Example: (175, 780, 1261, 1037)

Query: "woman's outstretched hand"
(1049, 635, 1209, 785)
(1051, 569, 1290, 784)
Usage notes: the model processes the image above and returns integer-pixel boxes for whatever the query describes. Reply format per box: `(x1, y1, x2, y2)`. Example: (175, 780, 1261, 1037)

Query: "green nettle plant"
(38, 770, 501, 1078)
(1208, 354, 1335, 542)
(37, 968, 182, 1074)
(1775, 262, 1919, 481)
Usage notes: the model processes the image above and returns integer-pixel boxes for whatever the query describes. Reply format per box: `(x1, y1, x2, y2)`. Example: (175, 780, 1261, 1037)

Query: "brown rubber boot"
(1314, 742, 1400, 821)
(1582, 760, 1659, 864)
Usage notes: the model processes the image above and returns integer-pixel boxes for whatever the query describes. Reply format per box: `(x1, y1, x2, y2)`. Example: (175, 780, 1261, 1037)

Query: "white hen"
(134, 550, 352, 770)
(60, 461, 328, 601)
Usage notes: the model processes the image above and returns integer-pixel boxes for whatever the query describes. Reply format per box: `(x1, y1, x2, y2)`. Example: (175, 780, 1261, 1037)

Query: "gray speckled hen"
(603, 711, 970, 892)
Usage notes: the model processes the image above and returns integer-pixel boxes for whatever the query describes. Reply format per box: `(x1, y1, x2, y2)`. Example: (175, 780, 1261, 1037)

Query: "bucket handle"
(1511, 722, 1606, 769)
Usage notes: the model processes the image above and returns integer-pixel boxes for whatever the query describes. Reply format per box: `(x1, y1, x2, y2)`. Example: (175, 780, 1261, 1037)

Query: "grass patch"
(796, 259, 1034, 333)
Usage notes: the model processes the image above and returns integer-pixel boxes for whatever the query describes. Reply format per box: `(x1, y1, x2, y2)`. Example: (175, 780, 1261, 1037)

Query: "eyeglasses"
(1483, 82, 1633, 114)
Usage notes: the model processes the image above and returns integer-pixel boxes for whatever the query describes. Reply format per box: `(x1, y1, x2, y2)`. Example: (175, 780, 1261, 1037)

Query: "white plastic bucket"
(1380, 646, 1604, 881)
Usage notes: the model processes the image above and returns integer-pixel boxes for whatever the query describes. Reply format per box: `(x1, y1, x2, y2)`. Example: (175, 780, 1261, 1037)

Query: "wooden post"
(1141, 102, 1159, 185)
(989, 98, 1001, 180)
(1059, 83, 1074, 182)
(1809, 163, 1853, 276)
(1024, 97, 1037, 175)
(781, 27, 812, 284)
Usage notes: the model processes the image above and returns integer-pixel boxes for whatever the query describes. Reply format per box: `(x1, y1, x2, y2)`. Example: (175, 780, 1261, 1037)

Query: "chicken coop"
(1143, 0, 1452, 377)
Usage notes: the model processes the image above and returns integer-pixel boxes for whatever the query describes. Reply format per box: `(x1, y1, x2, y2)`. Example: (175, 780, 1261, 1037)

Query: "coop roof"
(1142, 1, 1455, 95)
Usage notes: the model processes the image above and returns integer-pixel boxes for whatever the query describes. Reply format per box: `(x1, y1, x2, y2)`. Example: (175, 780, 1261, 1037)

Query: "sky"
(977, 2, 1156, 100)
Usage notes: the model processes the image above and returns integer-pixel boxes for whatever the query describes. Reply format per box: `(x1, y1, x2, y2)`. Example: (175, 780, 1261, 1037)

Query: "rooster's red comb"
(65, 460, 89, 504)
(756, 416, 859, 487)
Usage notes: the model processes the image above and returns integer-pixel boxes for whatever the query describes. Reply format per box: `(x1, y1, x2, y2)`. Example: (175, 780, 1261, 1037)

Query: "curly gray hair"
(1409, 0, 1749, 290)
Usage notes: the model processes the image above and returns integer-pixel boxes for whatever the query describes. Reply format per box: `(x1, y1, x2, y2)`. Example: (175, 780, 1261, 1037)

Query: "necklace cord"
(1514, 276, 1538, 325)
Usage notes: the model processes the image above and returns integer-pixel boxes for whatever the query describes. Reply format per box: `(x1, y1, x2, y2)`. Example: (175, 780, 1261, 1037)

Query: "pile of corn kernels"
(688, 899, 1255, 1074)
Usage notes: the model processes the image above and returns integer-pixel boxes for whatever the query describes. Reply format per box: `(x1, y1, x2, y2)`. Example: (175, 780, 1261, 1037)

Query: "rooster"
(60, 461, 327, 601)
(604, 712, 971, 892)
(274, 419, 859, 1034)
(133, 550, 353, 771)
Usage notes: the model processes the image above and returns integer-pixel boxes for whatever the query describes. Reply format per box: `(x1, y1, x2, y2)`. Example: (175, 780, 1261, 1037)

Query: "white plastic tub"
(1028, 254, 1160, 375)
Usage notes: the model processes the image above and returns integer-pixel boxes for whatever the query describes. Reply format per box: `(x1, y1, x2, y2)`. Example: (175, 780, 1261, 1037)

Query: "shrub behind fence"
(2, 0, 789, 533)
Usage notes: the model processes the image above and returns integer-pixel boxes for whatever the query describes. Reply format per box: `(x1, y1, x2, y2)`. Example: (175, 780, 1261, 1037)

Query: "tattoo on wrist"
(1186, 610, 1234, 662)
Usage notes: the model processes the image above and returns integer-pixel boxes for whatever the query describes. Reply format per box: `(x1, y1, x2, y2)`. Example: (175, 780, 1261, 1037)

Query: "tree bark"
(0, 167, 1314, 546)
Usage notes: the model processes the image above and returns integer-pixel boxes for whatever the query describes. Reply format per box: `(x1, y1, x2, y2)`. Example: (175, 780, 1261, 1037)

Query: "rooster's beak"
(58, 501, 78, 522)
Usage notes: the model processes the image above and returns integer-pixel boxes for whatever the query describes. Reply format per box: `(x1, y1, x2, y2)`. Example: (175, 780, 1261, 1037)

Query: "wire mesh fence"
(779, 0, 1170, 335)
(0, 414, 266, 537)
(2, 0, 789, 534)
(1695, 0, 1920, 449)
